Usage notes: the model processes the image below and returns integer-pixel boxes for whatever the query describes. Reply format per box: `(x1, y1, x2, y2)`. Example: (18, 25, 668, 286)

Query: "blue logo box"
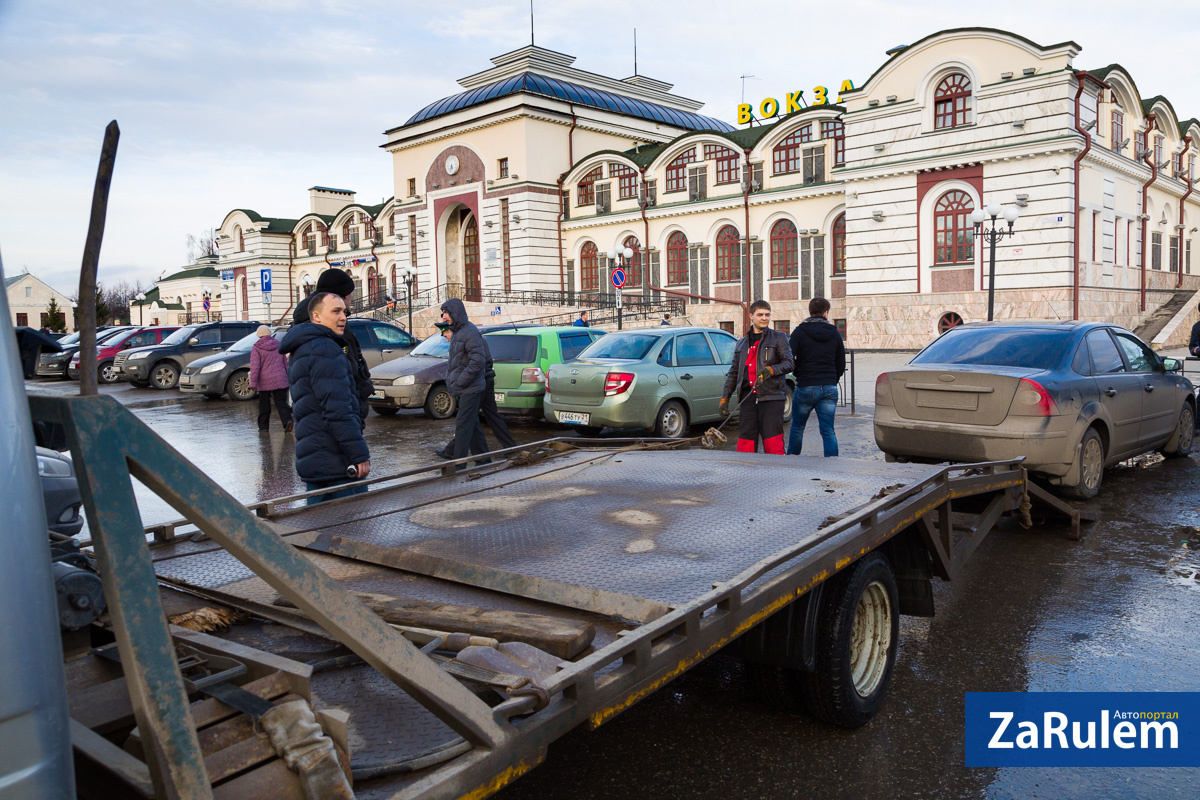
(965, 692, 1198, 767)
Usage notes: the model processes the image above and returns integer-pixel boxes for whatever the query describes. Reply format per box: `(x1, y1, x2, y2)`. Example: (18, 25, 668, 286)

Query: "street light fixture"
(135, 292, 146, 326)
(399, 264, 418, 334)
(971, 202, 1020, 322)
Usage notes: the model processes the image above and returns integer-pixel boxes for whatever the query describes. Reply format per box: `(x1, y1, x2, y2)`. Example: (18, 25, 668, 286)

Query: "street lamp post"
(971, 202, 1020, 322)
(399, 264, 417, 334)
(606, 246, 635, 330)
(135, 292, 146, 325)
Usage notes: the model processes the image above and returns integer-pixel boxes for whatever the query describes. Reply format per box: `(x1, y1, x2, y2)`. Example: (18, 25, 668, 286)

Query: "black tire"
(98, 361, 120, 384)
(150, 361, 180, 390)
(798, 551, 899, 728)
(653, 400, 689, 438)
(1064, 427, 1104, 499)
(373, 406, 400, 416)
(424, 384, 456, 419)
(67, 367, 79, 381)
(1160, 404, 1195, 459)
(226, 369, 256, 401)
(129, 379, 151, 389)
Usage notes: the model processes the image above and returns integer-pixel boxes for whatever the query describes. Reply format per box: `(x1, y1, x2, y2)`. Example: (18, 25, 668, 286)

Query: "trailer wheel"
(801, 551, 899, 728)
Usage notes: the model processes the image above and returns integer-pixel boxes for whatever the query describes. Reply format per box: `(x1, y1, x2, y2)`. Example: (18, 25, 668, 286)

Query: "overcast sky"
(1, 0, 1197, 295)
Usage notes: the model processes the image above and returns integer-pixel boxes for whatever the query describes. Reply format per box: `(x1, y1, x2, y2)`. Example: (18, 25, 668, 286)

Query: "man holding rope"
(719, 300, 794, 454)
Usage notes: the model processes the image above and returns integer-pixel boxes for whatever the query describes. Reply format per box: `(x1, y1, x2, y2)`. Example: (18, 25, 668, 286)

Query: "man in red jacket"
(720, 300, 794, 454)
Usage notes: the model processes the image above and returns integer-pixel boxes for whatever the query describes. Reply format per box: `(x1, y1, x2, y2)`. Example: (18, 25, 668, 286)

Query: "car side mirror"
(188, 337, 199, 346)
(1162, 357, 1182, 372)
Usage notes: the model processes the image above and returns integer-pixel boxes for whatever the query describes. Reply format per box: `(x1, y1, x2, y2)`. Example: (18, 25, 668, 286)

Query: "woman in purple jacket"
(250, 326, 293, 432)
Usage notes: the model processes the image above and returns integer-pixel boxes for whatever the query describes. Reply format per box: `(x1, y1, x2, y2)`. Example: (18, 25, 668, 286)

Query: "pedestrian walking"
(440, 298, 493, 466)
(293, 268, 372, 428)
(573, 310, 590, 327)
(786, 297, 846, 457)
(1188, 303, 1200, 356)
(720, 300, 794, 454)
(279, 292, 370, 504)
(433, 322, 518, 460)
(661, 314, 671, 326)
(249, 325, 293, 432)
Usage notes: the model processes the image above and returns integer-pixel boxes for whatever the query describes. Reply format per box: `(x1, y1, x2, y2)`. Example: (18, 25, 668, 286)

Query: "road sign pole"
(617, 289, 622, 330)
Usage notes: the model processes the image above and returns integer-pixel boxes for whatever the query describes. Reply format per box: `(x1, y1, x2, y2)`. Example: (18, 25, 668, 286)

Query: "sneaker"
(284, 421, 294, 433)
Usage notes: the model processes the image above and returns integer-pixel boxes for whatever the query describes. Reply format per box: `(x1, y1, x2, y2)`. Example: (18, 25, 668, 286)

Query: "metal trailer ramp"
(33, 394, 1090, 800)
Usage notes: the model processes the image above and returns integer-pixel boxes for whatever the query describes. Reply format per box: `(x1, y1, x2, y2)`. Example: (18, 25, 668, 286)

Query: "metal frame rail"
(32, 393, 1089, 800)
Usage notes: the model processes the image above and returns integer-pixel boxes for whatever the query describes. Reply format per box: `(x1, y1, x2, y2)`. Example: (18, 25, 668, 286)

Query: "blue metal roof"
(404, 72, 734, 132)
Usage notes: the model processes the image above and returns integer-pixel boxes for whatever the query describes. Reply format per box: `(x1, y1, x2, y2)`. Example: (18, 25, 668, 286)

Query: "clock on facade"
(444, 155, 460, 175)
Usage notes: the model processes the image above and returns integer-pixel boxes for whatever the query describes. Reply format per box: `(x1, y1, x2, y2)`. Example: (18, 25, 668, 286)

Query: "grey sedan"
(873, 321, 1195, 498)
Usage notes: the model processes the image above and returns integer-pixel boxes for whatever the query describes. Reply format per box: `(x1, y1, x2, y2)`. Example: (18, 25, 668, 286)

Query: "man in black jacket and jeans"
(293, 268, 372, 429)
(441, 298, 494, 465)
(720, 300, 794, 454)
(787, 296, 846, 457)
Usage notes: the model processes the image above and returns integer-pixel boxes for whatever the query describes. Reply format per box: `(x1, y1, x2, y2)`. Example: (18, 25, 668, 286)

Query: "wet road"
(25, 373, 1200, 798)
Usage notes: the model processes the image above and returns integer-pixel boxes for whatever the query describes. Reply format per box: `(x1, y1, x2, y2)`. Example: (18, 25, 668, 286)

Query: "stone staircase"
(1134, 289, 1197, 342)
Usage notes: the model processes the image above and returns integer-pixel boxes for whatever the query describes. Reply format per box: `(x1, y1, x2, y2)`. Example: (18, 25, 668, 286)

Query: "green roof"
(263, 217, 299, 233)
(159, 264, 219, 283)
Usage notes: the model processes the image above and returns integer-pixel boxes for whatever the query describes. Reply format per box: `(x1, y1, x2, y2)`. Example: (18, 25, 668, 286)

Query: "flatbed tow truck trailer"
(25, 390, 1093, 800)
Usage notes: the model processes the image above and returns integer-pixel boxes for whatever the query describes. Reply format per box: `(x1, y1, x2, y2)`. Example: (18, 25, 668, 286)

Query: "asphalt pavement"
(23, 348, 1200, 798)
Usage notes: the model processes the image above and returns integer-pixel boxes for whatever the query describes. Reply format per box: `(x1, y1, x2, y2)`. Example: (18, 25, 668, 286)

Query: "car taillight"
(604, 372, 635, 396)
(875, 373, 892, 407)
(521, 367, 545, 384)
(544, 372, 552, 395)
(1011, 378, 1058, 416)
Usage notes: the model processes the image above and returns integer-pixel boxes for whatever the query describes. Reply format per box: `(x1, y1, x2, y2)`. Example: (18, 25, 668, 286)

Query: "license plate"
(371, 390, 386, 399)
(916, 389, 978, 411)
(558, 411, 590, 425)
(179, 376, 191, 385)
(494, 392, 505, 403)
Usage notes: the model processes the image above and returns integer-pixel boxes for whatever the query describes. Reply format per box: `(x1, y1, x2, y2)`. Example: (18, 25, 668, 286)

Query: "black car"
(116, 320, 260, 389)
(35, 326, 124, 379)
(36, 446, 83, 536)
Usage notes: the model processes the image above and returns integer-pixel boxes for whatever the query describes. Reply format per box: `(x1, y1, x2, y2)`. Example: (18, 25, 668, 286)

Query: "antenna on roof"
(530, 0, 534, 46)
(634, 28, 638, 76)
(739, 74, 758, 104)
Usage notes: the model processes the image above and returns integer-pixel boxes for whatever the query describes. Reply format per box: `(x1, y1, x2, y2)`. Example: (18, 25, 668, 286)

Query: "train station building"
(213, 27, 1200, 349)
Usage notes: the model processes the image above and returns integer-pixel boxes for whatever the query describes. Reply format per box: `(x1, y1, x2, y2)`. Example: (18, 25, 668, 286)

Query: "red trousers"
(735, 397, 785, 454)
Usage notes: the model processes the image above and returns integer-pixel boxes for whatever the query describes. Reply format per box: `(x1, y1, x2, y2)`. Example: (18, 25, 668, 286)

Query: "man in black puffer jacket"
(280, 292, 370, 504)
(293, 268, 372, 429)
(721, 300, 794, 454)
(441, 298, 492, 465)
(786, 296, 846, 457)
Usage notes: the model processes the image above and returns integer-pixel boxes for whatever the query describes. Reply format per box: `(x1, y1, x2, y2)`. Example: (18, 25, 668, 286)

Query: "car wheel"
(67, 367, 79, 381)
(151, 362, 179, 390)
(98, 362, 120, 384)
(1160, 404, 1195, 459)
(1065, 428, 1105, 500)
(797, 551, 899, 728)
(226, 370, 256, 401)
(783, 384, 794, 423)
(129, 379, 151, 388)
(654, 400, 689, 438)
(373, 406, 400, 416)
(424, 384, 456, 419)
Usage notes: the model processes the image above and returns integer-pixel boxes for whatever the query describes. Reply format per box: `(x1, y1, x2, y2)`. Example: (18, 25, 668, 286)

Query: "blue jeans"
(787, 385, 839, 457)
(305, 477, 367, 505)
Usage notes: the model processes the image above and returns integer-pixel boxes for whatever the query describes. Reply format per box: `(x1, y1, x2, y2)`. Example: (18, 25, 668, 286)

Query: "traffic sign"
(260, 269, 272, 293)
(611, 268, 626, 289)
(202, 297, 211, 312)
(263, 293, 272, 307)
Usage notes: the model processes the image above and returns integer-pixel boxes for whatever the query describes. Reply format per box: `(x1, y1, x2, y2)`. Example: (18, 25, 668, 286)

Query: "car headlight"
(392, 375, 416, 386)
(37, 454, 72, 478)
(199, 361, 226, 374)
(128, 351, 150, 360)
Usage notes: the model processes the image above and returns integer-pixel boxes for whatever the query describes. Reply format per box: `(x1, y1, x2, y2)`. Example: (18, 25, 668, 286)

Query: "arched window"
(934, 191, 975, 264)
(367, 266, 380, 301)
(665, 149, 696, 194)
(772, 125, 812, 174)
(770, 219, 798, 278)
(238, 276, 248, 312)
(705, 143, 739, 185)
(234, 225, 243, 252)
(831, 214, 846, 275)
(303, 223, 316, 253)
(938, 312, 964, 334)
(343, 215, 359, 249)
(666, 231, 689, 285)
(934, 74, 972, 130)
(623, 236, 642, 288)
(821, 120, 845, 167)
(577, 166, 602, 206)
(715, 225, 741, 283)
(580, 242, 599, 291)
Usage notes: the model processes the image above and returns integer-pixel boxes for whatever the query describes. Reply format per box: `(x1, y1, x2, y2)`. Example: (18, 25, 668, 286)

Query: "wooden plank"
(203, 733, 277, 784)
(70, 718, 154, 800)
(69, 677, 135, 735)
(211, 756, 304, 800)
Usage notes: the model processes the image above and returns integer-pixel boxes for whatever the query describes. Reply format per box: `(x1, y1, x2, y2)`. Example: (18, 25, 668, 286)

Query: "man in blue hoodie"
(280, 292, 371, 503)
(440, 298, 492, 465)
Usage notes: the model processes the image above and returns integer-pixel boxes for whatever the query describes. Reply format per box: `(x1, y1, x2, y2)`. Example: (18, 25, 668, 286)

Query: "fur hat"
(315, 268, 355, 298)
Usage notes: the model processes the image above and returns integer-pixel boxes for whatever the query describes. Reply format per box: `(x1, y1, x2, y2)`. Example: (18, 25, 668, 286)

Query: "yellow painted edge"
(458, 755, 543, 800)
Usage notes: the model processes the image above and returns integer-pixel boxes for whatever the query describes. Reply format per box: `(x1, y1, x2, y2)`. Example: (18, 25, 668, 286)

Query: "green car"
(484, 325, 606, 417)
(543, 326, 794, 438)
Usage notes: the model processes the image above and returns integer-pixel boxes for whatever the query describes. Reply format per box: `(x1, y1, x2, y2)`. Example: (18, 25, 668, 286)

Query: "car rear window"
(485, 334, 538, 363)
(911, 328, 1072, 369)
(580, 333, 659, 360)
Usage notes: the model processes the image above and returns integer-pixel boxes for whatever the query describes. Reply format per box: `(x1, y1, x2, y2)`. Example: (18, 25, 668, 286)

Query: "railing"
(345, 290, 390, 316)
(183, 312, 222, 324)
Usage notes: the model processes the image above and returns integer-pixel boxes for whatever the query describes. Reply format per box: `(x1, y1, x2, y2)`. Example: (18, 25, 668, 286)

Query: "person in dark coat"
(1189, 303, 1200, 356)
(786, 297, 846, 457)
(433, 323, 517, 459)
(293, 268, 372, 428)
(249, 325, 293, 432)
(720, 300, 794, 454)
(279, 292, 370, 504)
(573, 310, 590, 327)
(441, 298, 492, 465)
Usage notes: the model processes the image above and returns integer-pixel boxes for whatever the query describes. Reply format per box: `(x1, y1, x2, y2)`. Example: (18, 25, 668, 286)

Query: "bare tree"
(186, 229, 218, 263)
(99, 279, 146, 325)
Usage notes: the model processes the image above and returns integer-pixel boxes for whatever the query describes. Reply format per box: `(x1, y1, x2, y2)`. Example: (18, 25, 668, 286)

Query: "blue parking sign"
(260, 269, 272, 293)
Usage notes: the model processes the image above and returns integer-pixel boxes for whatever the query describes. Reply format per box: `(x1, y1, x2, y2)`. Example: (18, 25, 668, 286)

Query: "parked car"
(485, 325, 607, 417)
(350, 318, 421, 368)
(873, 321, 1195, 498)
(67, 326, 179, 383)
(543, 326, 795, 438)
(180, 326, 287, 400)
(35, 326, 125, 379)
(115, 320, 260, 389)
(37, 446, 83, 536)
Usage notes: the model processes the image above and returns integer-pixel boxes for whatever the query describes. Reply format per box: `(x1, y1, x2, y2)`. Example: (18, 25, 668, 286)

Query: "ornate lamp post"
(135, 292, 146, 325)
(606, 245, 634, 330)
(970, 202, 1020, 322)
(399, 264, 418, 334)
